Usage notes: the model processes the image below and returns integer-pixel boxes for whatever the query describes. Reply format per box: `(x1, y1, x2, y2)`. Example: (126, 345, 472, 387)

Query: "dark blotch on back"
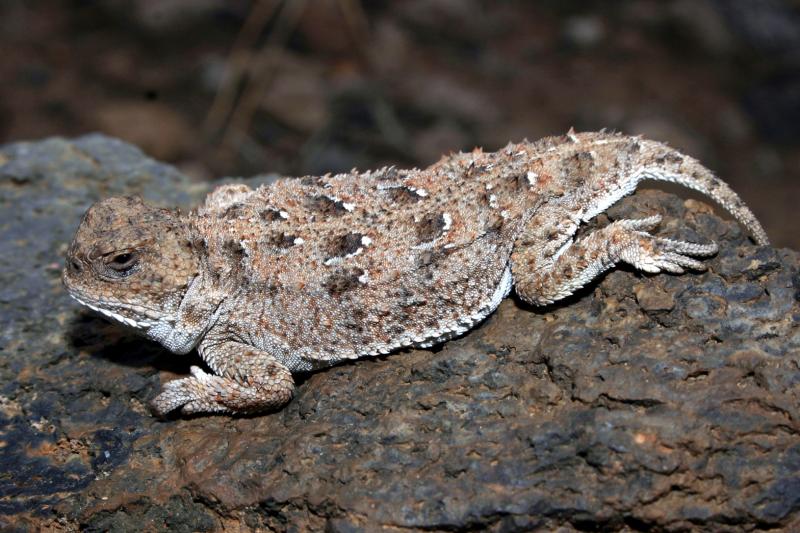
(300, 175, 326, 187)
(324, 267, 364, 295)
(574, 151, 595, 172)
(625, 140, 641, 154)
(259, 208, 283, 222)
(329, 232, 363, 258)
(561, 151, 595, 183)
(509, 173, 531, 191)
(658, 152, 684, 165)
(307, 195, 349, 216)
(191, 237, 207, 253)
(223, 239, 245, 256)
(222, 239, 246, 269)
(267, 232, 298, 248)
(465, 163, 489, 179)
(416, 213, 446, 243)
(486, 214, 505, 234)
(386, 187, 422, 204)
(220, 203, 244, 219)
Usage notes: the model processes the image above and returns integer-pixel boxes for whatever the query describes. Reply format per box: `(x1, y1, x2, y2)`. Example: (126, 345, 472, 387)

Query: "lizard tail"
(637, 139, 770, 246)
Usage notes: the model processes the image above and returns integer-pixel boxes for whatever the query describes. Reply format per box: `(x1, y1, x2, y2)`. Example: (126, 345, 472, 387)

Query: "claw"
(634, 238, 715, 274)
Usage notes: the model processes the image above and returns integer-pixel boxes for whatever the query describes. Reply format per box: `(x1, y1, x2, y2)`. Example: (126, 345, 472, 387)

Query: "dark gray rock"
(1, 135, 798, 531)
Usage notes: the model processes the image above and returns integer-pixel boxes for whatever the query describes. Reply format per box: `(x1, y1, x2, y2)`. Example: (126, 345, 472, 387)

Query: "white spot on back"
(411, 241, 436, 251)
(442, 213, 452, 231)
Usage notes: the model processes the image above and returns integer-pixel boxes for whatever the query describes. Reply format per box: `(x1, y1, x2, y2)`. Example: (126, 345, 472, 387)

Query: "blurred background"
(1, 0, 797, 247)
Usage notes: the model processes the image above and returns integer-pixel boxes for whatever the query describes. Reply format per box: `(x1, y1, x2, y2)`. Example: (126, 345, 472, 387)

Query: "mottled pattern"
(62, 131, 769, 415)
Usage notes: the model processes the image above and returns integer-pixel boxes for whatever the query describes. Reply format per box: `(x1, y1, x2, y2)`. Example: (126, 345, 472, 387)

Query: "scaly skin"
(62, 131, 769, 416)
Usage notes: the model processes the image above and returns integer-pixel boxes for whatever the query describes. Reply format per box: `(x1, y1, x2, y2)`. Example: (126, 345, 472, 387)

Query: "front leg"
(151, 338, 295, 416)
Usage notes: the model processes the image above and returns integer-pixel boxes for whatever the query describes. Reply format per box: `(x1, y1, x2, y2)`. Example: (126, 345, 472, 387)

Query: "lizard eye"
(104, 252, 139, 277)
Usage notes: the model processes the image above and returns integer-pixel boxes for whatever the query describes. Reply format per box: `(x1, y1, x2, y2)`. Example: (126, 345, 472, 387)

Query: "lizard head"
(63, 196, 200, 334)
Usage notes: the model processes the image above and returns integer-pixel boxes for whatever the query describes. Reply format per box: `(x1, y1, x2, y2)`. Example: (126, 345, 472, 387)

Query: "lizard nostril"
(69, 259, 82, 272)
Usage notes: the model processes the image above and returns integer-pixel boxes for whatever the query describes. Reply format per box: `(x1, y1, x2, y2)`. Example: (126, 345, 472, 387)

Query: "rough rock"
(1, 135, 799, 532)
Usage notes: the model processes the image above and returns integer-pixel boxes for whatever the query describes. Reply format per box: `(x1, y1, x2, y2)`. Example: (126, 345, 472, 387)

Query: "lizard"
(62, 131, 770, 416)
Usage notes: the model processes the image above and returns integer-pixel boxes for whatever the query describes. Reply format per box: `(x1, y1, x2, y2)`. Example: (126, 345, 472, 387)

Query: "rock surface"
(1, 135, 799, 532)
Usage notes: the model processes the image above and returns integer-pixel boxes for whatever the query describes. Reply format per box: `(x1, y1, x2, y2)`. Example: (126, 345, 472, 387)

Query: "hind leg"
(512, 215, 718, 306)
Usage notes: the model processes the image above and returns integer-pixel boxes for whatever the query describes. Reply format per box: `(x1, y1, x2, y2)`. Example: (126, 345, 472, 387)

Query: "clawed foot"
(151, 365, 223, 416)
(151, 364, 294, 416)
(616, 215, 719, 274)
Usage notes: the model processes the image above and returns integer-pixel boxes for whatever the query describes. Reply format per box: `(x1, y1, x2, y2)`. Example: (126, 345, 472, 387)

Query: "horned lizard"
(63, 131, 769, 416)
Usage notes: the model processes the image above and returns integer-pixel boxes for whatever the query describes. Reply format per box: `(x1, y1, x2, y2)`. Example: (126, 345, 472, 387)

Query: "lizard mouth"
(70, 294, 153, 329)
(65, 290, 166, 330)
